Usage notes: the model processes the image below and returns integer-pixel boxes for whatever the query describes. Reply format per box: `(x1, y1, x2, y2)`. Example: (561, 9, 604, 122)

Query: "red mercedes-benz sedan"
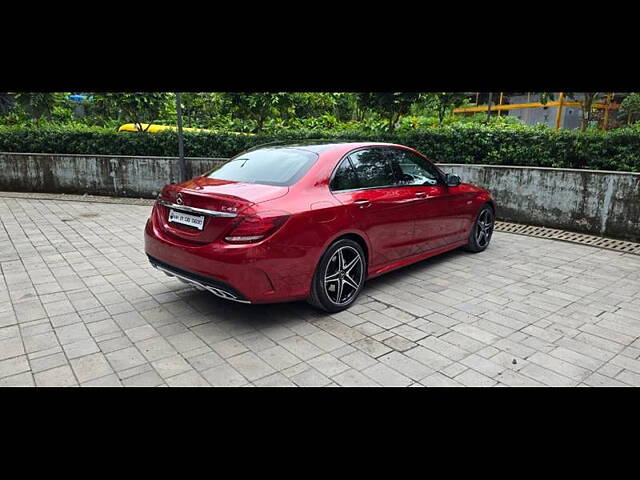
(145, 141, 496, 312)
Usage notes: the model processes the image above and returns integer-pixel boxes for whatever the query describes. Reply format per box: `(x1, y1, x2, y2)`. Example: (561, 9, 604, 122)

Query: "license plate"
(168, 209, 205, 230)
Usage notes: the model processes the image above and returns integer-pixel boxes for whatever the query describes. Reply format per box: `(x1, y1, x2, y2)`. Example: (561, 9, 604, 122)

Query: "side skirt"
(367, 241, 468, 279)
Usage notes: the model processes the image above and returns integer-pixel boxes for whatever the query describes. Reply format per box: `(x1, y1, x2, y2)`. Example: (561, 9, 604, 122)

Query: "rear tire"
(307, 239, 366, 313)
(465, 205, 494, 253)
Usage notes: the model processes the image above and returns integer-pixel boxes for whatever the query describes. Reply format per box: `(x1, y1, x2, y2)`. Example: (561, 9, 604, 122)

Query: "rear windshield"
(206, 147, 318, 186)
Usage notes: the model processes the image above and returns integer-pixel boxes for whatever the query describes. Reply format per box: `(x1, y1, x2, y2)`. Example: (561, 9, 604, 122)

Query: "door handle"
(415, 192, 433, 199)
(354, 199, 371, 208)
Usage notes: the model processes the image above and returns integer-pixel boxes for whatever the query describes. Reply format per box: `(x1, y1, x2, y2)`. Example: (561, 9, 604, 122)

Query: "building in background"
(454, 93, 627, 130)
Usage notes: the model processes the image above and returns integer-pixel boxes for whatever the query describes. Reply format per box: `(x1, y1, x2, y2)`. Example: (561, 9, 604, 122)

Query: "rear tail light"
(224, 211, 290, 244)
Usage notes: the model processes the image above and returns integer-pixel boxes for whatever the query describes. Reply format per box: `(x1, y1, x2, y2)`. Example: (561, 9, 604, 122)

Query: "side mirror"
(446, 173, 461, 187)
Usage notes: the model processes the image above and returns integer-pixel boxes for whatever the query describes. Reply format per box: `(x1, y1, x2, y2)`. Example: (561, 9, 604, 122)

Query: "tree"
(428, 93, 468, 127)
(180, 93, 225, 128)
(13, 92, 60, 124)
(222, 93, 292, 132)
(91, 92, 172, 131)
(357, 92, 423, 131)
(620, 93, 640, 124)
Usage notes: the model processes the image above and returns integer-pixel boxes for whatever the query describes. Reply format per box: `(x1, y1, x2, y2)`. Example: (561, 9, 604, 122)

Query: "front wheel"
(465, 205, 494, 253)
(307, 239, 366, 313)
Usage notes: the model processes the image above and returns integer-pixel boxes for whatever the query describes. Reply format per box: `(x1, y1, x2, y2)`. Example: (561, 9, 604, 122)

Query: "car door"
(387, 148, 463, 252)
(330, 148, 420, 267)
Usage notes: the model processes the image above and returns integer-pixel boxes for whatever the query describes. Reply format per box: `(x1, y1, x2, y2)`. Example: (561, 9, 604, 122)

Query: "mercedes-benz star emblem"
(176, 193, 184, 205)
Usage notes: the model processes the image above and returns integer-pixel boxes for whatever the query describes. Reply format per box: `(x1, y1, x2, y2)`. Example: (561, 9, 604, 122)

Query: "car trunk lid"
(156, 177, 288, 244)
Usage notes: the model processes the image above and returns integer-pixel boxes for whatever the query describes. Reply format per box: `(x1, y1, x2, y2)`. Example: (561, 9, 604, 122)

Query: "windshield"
(206, 147, 318, 186)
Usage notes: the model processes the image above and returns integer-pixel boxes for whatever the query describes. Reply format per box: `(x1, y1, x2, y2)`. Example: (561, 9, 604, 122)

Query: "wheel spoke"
(343, 274, 359, 291)
(337, 249, 345, 270)
(335, 278, 343, 303)
(325, 271, 340, 283)
(477, 230, 486, 245)
(344, 255, 360, 275)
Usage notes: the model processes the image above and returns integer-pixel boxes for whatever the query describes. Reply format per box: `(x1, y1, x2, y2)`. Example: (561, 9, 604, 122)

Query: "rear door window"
(346, 148, 396, 188)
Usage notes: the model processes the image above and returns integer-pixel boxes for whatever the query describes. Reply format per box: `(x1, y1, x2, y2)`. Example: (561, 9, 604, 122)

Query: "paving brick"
(0, 354, 30, 379)
(227, 351, 276, 381)
(151, 355, 192, 379)
(253, 372, 296, 387)
(34, 365, 78, 386)
(362, 363, 412, 386)
(201, 364, 248, 386)
(70, 353, 114, 383)
(519, 363, 576, 386)
(136, 336, 177, 362)
(278, 335, 324, 361)
(420, 372, 464, 386)
(82, 373, 123, 387)
(333, 369, 379, 386)
(106, 346, 147, 372)
(55, 323, 91, 345)
(122, 369, 165, 387)
(417, 336, 468, 361)
(382, 335, 416, 352)
(63, 338, 100, 359)
(307, 353, 350, 378)
(166, 331, 207, 353)
(454, 369, 497, 386)
(290, 368, 332, 386)
(165, 369, 210, 387)
(0, 372, 35, 386)
(379, 351, 434, 380)
(352, 337, 393, 358)
(0, 337, 24, 360)
(306, 330, 346, 352)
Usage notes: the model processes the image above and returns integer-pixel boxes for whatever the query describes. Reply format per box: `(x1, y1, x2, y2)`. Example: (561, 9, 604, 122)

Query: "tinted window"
(331, 158, 360, 191)
(347, 148, 395, 188)
(387, 149, 441, 186)
(207, 147, 317, 186)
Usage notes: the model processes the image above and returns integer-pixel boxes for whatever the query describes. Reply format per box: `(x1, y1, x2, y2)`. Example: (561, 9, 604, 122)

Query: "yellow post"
(603, 92, 613, 130)
(497, 92, 504, 117)
(555, 92, 565, 129)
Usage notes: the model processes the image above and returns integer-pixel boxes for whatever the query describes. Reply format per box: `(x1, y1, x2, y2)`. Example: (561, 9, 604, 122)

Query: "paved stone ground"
(1, 196, 640, 387)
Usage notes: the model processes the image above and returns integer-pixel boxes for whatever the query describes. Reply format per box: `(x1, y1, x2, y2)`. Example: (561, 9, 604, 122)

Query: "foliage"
(2, 123, 640, 172)
(12, 93, 63, 124)
(356, 93, 424, 131)
(90, 92, 173, 131)
(620, 93, 640, 124)
(426, 93, 468, 127)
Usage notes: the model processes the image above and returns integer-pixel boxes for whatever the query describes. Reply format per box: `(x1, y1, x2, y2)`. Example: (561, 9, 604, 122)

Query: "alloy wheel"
(323, 246, 363, 305)
(475, 209, 494, 248)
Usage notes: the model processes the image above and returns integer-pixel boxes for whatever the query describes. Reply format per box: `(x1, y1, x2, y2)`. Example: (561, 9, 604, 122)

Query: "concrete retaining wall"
(0, 152, 638, 242)
(0, 152, 225, 199)
(442, 164, 640, 242)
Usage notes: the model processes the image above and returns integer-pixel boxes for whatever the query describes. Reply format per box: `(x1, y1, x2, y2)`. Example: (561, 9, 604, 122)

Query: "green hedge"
(1, 124, 639, 171)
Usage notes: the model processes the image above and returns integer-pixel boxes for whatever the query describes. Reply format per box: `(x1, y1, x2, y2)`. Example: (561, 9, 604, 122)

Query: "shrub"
(1, 124, 639, 171)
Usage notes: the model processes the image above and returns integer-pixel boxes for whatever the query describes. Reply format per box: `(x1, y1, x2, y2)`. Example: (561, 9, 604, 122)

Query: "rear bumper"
(144, 217, 312, 303)
(148, 255, 250, 303)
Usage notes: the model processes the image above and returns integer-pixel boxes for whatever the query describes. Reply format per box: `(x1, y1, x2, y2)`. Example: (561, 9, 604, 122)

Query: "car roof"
(245, 140, 408, 154)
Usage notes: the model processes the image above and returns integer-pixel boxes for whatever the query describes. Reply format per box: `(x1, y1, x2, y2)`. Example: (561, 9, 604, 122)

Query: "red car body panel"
(144, 142, 495, 304)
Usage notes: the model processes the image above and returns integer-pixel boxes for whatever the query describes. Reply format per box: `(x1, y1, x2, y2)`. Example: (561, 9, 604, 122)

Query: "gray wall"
(0, 152, 225, 198)
(442, 164, 640, 242)
(1, 152, 638, 242)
